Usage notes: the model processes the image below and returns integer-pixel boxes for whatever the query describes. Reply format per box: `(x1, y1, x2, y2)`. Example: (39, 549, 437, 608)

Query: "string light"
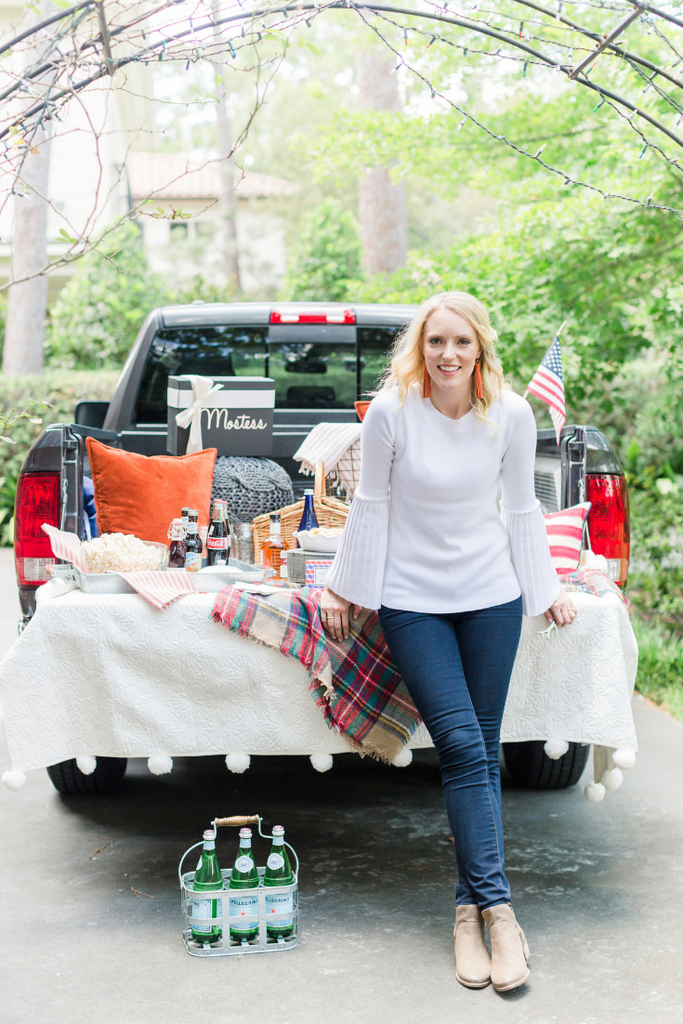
(350, 3, 683, 216)
(3, 0, 683, 222)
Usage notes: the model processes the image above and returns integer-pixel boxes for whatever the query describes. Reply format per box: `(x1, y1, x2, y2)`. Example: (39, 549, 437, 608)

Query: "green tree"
(46, 223, 166, 369)
(285, 198, 361, 302)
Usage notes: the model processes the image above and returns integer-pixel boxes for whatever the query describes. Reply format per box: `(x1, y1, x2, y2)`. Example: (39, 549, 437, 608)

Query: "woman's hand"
(320, 586, 362, 641)
(544, 589, 576, 627)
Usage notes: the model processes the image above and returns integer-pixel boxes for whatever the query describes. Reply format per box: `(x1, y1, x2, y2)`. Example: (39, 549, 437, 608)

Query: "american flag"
(525, 326, 566, 444)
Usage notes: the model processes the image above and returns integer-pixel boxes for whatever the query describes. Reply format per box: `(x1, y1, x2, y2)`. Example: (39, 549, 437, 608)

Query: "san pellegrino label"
(264, 825, 294, 938)
(228, 828, 259, 941)
(191, 830, 223, 943)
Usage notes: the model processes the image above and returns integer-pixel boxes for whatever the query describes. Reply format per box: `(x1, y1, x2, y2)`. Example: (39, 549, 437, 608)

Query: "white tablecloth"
(0, 589, 637, 777)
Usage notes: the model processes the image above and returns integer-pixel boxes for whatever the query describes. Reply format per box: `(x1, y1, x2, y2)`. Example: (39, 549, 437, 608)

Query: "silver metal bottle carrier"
(179, 814, 298, 957)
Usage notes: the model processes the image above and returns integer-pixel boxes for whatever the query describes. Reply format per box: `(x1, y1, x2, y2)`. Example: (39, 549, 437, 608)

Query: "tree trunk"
(214, 90, 241, 294)
(356, 50, 408, 275)
(212, 8, 241, 294)
(4, 0, 54, 378)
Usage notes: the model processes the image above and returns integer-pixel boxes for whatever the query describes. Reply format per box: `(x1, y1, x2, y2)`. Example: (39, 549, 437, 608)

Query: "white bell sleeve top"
(325, 384, 560, 616)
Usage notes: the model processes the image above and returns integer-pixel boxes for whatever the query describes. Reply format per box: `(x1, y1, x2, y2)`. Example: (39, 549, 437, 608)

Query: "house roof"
(126, 152, 298, 201)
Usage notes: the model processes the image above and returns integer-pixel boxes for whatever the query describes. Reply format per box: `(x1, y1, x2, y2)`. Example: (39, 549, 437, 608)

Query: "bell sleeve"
(324, 394, 395, 610)
(500, 397, 561, 617)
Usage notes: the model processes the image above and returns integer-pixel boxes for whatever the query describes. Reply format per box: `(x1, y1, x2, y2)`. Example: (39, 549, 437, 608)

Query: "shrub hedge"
(0, 370, 119, 542)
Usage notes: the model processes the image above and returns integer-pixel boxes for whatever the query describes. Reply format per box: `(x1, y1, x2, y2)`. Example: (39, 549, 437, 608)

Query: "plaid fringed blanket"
(211, 585, 421, 764)
(559, 568, 629, 608)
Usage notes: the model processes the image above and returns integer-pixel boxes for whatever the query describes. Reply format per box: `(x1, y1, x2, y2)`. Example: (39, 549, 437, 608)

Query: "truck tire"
(502, 741, 589, 790)
(46, 757, 127, 795)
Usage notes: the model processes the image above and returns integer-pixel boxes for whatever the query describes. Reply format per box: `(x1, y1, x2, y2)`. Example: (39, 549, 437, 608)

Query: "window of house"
(169, 222, 189, 241)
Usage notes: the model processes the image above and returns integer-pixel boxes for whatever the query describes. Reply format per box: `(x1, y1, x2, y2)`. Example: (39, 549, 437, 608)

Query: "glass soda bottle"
(261, 513, 286, 576)
(264, 825, 294, 940)
(168, 518, 186, 569)
(228, 827, 259, 943)
(297, 489, 319, 542)
(206, 500, 230, 567)
(189, 828, 223, 944)
(184, 510, 203, 572)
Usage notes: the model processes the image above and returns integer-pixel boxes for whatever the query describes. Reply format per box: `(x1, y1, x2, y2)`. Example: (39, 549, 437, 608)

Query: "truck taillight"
(586, 474, 630, 586)
(14, 472, 60, 587)
(270, 306, 355, 324)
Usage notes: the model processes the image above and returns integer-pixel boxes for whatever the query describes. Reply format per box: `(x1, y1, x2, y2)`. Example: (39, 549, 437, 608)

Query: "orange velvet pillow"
(86, 438, 217, 545)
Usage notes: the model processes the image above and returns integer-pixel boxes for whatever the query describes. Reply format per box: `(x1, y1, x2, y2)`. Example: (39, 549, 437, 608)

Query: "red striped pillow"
(543, 502, 591, 575)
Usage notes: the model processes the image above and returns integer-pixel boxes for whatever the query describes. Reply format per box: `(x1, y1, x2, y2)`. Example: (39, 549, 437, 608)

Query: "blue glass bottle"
(297, 490, 319, 543)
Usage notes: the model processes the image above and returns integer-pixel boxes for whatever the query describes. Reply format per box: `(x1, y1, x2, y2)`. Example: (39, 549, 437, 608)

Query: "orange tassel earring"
(422, 365, 432, 398)
(474, 359, 484, 400)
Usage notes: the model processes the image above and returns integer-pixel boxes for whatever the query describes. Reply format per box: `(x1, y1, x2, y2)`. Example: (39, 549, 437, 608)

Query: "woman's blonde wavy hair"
(380, 291, 505, 429)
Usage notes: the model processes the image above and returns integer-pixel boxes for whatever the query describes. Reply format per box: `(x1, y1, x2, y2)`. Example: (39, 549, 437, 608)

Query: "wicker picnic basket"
(251, 461, 350, 554)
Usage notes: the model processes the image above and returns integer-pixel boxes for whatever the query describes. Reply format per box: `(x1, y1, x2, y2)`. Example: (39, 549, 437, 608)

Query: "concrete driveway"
(0, 549, 681, 1024)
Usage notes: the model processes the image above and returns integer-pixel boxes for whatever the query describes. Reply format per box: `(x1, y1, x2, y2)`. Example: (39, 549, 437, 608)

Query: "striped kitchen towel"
(116, 570, 199, 609)
(544, 501, 591, 574)
(116, 570, 199, 610)
(41, 524, 90, 573)
(211, 585, 421, 764)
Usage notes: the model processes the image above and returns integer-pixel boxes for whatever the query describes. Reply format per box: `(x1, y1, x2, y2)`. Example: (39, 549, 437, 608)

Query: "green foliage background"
(286, 198, 361, 302)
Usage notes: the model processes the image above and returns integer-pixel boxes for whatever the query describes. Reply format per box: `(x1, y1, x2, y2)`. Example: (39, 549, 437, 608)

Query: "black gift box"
(167, 376, 275, 457)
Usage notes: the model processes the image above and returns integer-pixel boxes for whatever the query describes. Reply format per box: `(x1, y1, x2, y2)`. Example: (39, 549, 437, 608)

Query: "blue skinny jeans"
(378, 597, 523, 911)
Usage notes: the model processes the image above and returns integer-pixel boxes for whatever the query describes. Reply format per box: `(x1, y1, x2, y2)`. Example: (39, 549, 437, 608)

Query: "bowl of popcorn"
(294, 527, 344, 553)
(81, 534, 168, 574)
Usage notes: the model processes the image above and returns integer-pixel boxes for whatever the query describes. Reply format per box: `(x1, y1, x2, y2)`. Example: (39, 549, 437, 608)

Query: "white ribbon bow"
(175, 375, 224, 454)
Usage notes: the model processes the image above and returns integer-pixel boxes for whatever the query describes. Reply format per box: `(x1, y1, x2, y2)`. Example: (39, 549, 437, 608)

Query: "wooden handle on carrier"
(214, 814, 260, 827)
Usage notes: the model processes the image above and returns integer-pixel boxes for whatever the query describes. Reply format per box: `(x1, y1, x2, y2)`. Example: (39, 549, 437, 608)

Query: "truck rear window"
(134, 324, 402, 422)
(358, 327, 401, 396)
(135, 327, 268, 423)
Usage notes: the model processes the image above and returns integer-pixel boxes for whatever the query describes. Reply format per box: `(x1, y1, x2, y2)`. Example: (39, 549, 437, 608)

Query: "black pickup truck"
(13, 301, 630, 793)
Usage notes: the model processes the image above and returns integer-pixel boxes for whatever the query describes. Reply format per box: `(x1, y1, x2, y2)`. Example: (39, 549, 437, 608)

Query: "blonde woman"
(321, 292, 575, 993)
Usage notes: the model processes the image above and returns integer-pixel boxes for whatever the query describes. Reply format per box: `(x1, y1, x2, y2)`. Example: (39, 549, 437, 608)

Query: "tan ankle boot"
(481, 904, 530, 992)
(453, 905, 491, 988)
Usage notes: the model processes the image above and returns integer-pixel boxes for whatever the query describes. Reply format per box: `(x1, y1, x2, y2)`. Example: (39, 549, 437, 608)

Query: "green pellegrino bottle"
(264, 825, 294, 940)
(189, 829, 223, 944)
(228, 827, 259, 942)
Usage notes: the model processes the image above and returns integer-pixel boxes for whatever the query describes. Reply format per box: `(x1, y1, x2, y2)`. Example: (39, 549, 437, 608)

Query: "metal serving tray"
(49, 558, 272, 596)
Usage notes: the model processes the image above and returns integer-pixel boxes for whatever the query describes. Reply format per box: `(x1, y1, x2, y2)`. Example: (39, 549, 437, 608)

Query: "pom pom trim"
(225, 753, 251, 774)
(584, 781, 606, 803)
(2, 769, 27, 791)
(310, 753, 333, 773)
(392, 747, 413, 767)
(544, 738, 569, 760)
(147, 755, 173, 776)
(76, 756, 97, 776)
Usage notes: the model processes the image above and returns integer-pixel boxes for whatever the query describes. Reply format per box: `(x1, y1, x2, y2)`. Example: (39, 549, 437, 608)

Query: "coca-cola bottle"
(206, 500, 230, 567)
